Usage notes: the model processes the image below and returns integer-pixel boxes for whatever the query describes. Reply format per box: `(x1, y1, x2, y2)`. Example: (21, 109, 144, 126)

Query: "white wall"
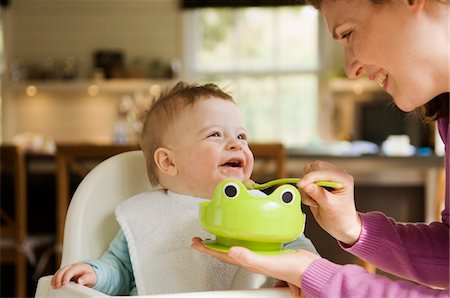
(2, 0, 181, 142)
(7, 0, 181, 78)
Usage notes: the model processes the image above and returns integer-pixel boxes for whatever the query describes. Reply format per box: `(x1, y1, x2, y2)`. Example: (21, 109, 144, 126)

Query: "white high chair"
(35, 150, 289, 297)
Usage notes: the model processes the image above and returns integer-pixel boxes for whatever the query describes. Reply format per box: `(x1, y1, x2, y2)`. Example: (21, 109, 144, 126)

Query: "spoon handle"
(315, 181, 343, 189)
(256, 178, 342, 190)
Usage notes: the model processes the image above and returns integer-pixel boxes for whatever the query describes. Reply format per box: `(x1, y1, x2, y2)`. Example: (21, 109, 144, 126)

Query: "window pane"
(198, 75, 317, 148)
(196, 9, 234, 71)
(278, 6, 319, 69)
(276, 75, 318, 147)
(237, 9, 274, 70)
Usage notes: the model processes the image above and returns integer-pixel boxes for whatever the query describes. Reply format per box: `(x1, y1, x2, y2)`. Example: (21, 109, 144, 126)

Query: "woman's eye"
(341, 31, 352, 40)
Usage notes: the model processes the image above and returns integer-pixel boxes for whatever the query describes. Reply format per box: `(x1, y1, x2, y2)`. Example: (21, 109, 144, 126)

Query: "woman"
(192, 0, 449, 296)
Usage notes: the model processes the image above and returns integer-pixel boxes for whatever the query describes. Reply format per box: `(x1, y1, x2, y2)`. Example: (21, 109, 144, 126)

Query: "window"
(183, 6, 321, 148)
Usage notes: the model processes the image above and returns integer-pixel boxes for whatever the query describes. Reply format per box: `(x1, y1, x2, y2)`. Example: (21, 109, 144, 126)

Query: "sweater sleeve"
(84, 229, 137, 295)
(302, 258, 449, 298)
(342, 212, 449, 288)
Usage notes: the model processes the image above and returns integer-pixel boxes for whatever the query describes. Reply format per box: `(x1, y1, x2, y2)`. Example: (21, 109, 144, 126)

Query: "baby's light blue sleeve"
(84, 229, 137, 295)
(283, 234, 319, 255)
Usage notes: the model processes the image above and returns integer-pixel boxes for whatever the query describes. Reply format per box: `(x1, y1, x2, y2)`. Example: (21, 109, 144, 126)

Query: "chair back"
(56, 143, 140, 249)
(0, 144, 28, 297)
(249, 143, 286, 182)
(60, 150, 152, 266)
(0, 144, 27, 241)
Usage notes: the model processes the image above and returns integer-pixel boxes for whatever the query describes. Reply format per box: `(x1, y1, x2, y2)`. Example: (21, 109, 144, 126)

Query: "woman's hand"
(298, 160, 361, 245)
(191, 237, 320, 289)
(274, 280, 304, 298)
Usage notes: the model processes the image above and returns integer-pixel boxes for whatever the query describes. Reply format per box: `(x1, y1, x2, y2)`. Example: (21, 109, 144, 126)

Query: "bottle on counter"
(113, 110, 132, 144)
(113, 96, 136, 144)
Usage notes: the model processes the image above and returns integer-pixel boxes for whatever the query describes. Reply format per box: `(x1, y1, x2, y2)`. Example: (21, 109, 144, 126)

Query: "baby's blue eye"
(209, 132, 221, 138)
(238, 134, 247, 140)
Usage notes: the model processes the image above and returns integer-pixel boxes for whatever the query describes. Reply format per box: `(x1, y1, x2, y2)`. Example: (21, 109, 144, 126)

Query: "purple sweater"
(302, 117, 449, 297)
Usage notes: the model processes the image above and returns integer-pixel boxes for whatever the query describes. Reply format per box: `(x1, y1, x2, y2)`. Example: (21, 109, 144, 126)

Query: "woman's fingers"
(191, 237, 238, 265)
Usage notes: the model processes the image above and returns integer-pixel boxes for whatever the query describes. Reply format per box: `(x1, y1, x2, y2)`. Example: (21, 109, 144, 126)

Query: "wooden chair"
(55, 143, 140, 265)
(1, 144, 28, 297)
(249, 143, 286, 183)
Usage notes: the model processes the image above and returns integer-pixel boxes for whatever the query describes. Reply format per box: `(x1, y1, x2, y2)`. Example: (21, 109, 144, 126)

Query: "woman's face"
(321, 0, 445, 112)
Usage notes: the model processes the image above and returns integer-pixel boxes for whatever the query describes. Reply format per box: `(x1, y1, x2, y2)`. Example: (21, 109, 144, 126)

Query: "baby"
(51, 81, 317, 295)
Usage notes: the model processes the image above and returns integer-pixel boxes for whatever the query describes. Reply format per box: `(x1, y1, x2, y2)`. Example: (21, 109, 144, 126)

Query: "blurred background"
(0, 0, 445, 297)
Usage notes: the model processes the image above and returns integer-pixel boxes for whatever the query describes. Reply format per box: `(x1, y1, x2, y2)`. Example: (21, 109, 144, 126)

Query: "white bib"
(115, 189, 268, 295)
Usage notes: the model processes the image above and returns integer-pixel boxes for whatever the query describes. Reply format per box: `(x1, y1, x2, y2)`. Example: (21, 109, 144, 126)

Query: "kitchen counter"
(25, 146, 444, 223)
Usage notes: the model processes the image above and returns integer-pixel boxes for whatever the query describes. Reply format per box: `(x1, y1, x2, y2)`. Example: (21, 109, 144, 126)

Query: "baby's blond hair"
(140, 81, 234, 186)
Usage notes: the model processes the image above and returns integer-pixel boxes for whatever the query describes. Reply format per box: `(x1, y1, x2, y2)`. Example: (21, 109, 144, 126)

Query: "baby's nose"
(227, 139, 243, 150)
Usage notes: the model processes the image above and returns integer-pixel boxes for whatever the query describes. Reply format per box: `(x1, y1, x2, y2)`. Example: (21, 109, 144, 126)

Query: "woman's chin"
(392, 96, 420, 112)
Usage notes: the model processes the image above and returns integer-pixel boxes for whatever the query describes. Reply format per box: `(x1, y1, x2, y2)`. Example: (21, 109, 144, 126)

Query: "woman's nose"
(344, 48, 364, 80)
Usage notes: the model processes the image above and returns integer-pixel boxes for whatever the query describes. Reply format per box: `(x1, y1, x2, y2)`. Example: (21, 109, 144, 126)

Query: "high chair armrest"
(36, 275, 291, 297)
(144, 288, 291, 297)
(35, 275, 108, 297)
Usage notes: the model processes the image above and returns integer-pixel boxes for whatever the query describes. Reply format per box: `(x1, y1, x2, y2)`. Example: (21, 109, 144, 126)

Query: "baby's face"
(165, 98, 254, 199)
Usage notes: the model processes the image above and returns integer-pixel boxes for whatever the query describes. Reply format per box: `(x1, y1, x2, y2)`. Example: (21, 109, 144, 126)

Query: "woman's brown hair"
(421, 93, 449, 121)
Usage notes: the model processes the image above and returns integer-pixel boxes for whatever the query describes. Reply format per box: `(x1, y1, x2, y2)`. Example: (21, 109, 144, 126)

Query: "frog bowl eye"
(281, 189, 295, 204)
(223, 182, 240, 199)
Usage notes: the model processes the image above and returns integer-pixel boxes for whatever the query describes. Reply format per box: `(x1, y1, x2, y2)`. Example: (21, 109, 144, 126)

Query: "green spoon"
(244, 178, 343, 191)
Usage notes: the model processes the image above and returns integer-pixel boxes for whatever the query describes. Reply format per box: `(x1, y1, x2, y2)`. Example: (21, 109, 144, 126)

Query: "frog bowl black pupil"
(282, 191, 294, 204)
(224, 184, 238, 198)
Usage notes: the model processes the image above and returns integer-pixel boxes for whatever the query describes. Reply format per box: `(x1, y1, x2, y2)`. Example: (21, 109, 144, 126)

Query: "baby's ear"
(154, 147, 177, 176)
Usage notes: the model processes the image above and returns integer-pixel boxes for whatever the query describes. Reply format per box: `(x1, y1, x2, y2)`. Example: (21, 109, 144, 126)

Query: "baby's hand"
(51, 262, 97, 289)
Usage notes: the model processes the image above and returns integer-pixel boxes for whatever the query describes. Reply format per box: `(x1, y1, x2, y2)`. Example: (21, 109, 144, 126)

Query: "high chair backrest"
(60, 150, 152, 267)
(249, 143, 286, 182)
(56, 143, 140, 253)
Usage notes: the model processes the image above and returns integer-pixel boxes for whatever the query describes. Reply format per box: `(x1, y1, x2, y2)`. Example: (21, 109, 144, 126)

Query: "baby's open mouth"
(222, 159, 243, 168)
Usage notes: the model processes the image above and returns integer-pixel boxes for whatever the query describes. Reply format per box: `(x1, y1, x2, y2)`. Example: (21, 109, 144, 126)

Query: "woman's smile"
(372, 70, 388, 89)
